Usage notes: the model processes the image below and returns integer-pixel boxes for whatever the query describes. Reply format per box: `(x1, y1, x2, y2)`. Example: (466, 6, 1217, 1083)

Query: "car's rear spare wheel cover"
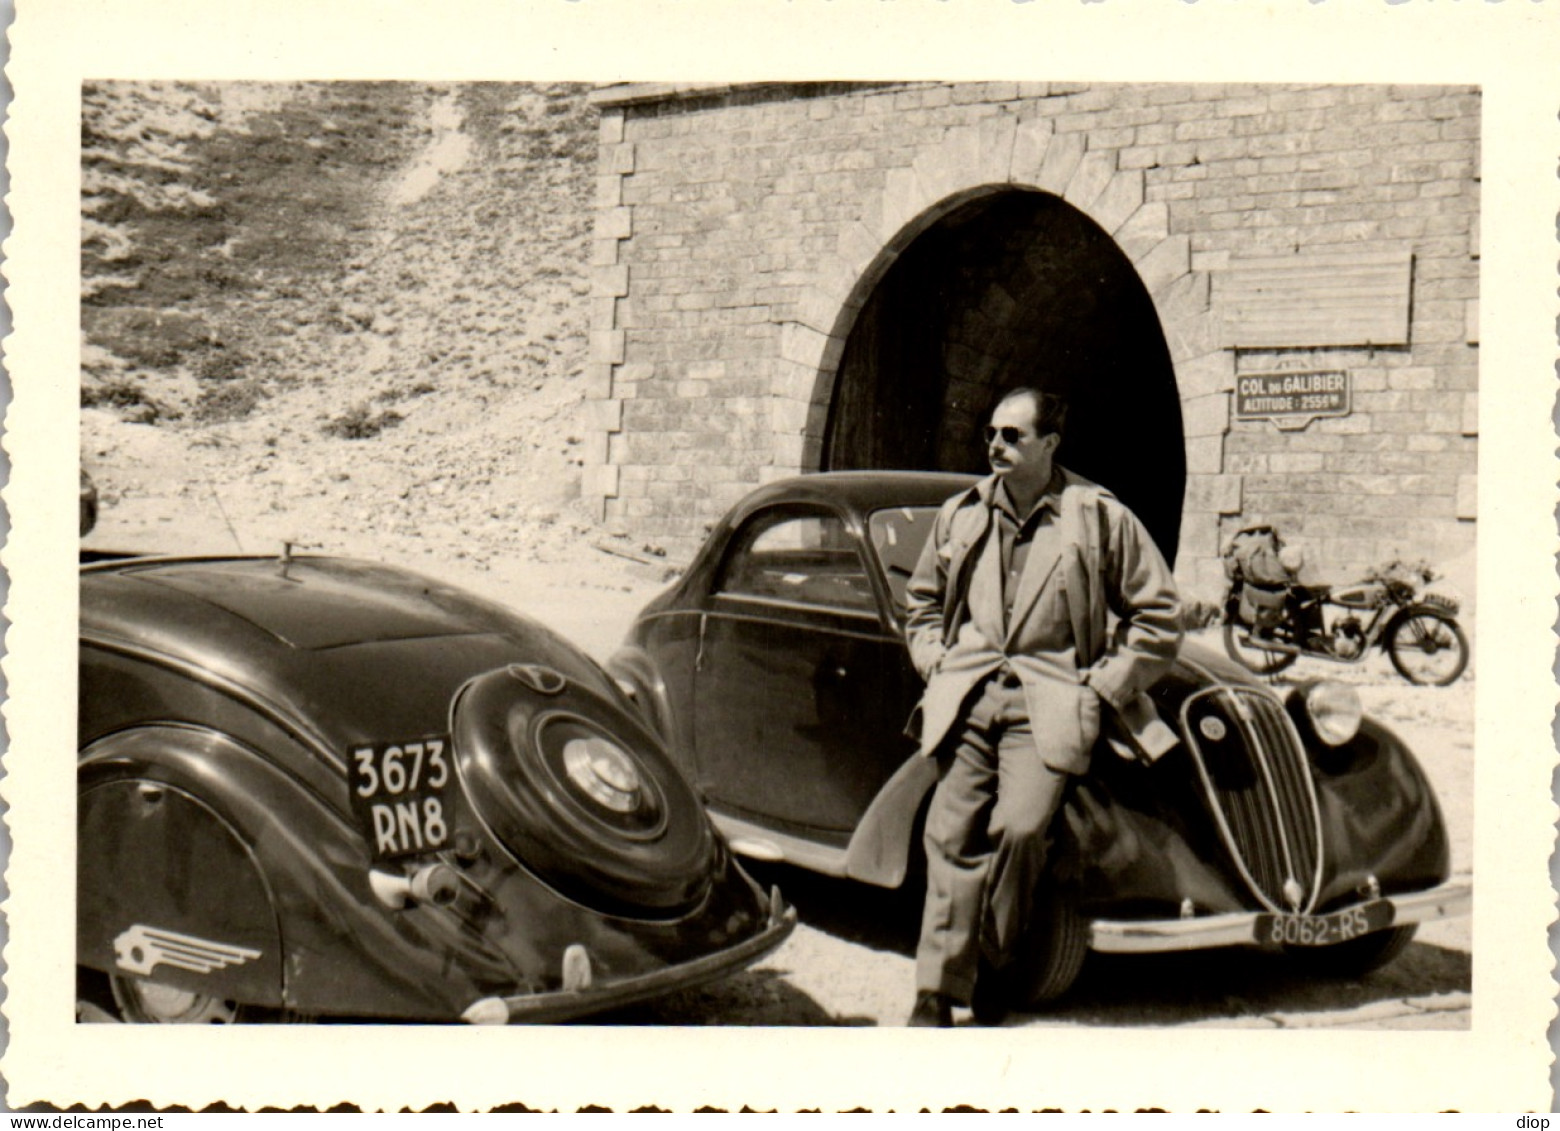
(452, 664, 716, 918)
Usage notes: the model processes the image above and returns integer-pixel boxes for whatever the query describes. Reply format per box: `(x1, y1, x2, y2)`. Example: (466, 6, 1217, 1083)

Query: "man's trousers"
(914, 672, 1072, 1002)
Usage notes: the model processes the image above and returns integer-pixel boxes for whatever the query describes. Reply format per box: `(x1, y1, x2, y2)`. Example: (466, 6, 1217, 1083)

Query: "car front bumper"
(1087, 875, 1471, 954)
(461, 885, 797, 1024)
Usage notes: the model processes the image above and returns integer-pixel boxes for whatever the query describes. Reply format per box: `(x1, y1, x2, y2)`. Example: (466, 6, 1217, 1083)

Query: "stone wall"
(584, 82, 1478, 600)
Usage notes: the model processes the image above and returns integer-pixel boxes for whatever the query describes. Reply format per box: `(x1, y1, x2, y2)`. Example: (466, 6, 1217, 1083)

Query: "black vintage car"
(609, 472, 1470, 1007)
(78, 550, 793, 1024)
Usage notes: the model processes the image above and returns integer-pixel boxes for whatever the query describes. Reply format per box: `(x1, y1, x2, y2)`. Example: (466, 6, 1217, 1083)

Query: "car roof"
(726, 471, 979, 521)
(82, 555, 502, 650)
(79, 554, 611, 756)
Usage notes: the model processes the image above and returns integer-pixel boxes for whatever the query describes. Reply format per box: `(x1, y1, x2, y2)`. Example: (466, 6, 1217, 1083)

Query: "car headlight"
(1302, 681, 1362, 746)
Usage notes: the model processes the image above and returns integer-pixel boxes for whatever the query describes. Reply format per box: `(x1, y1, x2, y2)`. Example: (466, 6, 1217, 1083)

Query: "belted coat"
(904, 469, 1183, 774)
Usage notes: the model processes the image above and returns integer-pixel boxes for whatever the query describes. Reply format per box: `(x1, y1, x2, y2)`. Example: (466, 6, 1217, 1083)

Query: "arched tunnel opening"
(821, 189, 1185, 563)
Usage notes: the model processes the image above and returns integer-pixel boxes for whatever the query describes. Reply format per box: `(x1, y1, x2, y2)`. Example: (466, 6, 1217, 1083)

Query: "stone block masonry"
(586, 82, 1478, 600)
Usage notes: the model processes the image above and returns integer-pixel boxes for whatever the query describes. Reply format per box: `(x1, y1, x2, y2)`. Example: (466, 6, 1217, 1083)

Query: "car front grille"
(1180, 687, 1323, 914)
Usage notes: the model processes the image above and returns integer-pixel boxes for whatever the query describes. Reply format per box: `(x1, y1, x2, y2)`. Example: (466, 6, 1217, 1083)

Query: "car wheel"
(80, 469, 99, 537)
(969, 957, 1013, 1026)
(1222, 623, 1298, 676)
(110, 974, 243, 1024)
(1015, 889, 1089, 1007)
(1285, 924, 1417, 977)
(975, 883, 1089, 1019)
(1385, 609, 1469, 686)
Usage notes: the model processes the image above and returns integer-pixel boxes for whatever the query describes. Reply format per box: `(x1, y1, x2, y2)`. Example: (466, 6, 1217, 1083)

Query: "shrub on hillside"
(322, 404, 405, 440)
(375, 382, 436, 403)
(194, 379, 267, 423)
(81, 307, 216, 370)
(81, 377, 173, 424)
(82, 377, 149, 411)
(195, 347, 248, 384)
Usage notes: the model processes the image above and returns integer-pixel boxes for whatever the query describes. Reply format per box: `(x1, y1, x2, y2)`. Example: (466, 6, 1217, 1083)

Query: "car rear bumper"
(462, 885, 796, 1024)
(1088, 875, 1471, 954)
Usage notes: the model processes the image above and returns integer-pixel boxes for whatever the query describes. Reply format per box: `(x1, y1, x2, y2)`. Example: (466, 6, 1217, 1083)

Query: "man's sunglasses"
(984, 425, 1034, 446)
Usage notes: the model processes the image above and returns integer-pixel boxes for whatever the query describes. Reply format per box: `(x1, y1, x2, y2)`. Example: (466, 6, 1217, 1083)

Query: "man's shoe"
(906, 991, 953, 1028)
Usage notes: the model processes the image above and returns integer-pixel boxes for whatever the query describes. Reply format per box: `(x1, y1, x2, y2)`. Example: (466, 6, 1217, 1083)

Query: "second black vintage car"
(608, 472, 1470, 1009)
(79, 550, 792, 1024)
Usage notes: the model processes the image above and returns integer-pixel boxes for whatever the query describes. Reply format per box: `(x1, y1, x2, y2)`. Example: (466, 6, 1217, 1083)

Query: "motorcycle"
(1220, 525, 1470, 686)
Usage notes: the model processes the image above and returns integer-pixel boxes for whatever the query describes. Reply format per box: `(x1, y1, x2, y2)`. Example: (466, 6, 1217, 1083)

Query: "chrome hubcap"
(114, 976, 240, 1024)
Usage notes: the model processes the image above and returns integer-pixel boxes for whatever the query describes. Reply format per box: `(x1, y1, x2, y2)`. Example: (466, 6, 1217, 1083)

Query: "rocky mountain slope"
(81, 81, 645, 589)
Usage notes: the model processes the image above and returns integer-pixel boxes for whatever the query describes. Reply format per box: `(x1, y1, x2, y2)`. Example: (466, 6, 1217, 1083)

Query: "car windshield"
(866, 505, 941, 609)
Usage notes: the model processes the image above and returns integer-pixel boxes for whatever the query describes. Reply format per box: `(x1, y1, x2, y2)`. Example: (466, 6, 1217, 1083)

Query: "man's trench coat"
(904, 469, 1183, 775)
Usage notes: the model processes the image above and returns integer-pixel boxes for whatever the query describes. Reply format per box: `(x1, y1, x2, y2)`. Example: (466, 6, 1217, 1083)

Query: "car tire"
(80, 469, 99, 537)
(110, 974, 245, 1024)
(1011, 884, 1089, 1010)
(969, 957, 1012, 1026)
(1285, 924, 1417, 977)
(107, 973, 314, 1024)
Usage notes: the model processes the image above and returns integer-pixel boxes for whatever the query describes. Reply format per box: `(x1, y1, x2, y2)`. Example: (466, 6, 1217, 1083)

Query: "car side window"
(716, 509, 877, 614)
(866, 506, 940, 609)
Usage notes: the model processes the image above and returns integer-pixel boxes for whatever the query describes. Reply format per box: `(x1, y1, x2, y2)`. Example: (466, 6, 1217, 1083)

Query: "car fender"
(843, 752, 938, 888)
(605, 643, 675, 747)
(79, 723, 495, 1020)
(1304, 715, 1453, 908)
(79, 729, 287, 1008)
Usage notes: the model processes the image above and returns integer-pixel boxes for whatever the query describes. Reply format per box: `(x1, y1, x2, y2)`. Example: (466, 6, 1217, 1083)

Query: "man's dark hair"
(996, 386, 1068, 440)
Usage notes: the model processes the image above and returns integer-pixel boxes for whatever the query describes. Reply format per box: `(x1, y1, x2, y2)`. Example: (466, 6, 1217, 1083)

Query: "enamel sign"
(1235, 370, 1351, 431)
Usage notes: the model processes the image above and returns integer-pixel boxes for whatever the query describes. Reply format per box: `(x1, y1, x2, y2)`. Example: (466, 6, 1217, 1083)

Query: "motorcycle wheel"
(1385, 608, 1469, 686)
(1222, 623, 1298, 676)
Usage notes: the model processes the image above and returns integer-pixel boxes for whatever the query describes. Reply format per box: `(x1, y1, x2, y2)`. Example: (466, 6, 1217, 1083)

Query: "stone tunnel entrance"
(820, 189, 1185, 562)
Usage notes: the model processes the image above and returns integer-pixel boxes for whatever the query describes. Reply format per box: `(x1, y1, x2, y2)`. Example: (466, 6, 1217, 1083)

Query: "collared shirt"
(947, 467, 1074, 678)
(992, 468, 1064, 625)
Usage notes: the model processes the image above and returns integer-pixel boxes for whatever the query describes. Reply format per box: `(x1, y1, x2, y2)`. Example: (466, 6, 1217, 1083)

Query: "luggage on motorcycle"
(1223, 525, 1297, 587)
(1238, 582, 1289, 629)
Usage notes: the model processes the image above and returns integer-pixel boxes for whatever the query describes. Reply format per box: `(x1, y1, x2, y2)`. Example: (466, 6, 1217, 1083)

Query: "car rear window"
(716, 509, 876, 614)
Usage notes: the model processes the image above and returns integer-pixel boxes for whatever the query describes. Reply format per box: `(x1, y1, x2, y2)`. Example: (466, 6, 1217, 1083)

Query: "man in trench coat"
(904, 387, 1182, 1026)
